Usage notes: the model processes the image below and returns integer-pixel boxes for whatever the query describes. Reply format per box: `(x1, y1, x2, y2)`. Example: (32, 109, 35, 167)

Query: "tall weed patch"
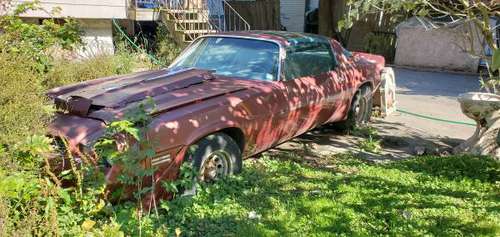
(0, 52, 50, 146)
(44, 51, 148, 89)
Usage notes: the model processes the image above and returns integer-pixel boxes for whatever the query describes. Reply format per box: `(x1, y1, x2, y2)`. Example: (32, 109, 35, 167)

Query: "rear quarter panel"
(330, 39, 385, 115)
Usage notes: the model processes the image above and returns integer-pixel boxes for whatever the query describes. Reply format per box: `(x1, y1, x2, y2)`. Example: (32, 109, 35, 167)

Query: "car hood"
(47, 68, 255, 123)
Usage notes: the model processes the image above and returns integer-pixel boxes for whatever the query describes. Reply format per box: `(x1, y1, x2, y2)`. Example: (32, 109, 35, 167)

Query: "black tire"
(186, 133, 242, 183)
(362, 86, 374, 122)
(335, 86, 373, 131)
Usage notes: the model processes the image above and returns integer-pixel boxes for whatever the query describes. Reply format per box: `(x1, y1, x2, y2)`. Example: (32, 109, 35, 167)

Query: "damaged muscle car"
(47, 31, 387, 204)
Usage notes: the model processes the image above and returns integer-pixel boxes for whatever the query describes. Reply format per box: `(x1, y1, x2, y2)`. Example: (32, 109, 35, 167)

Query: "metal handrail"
(221, 0, 250, 31)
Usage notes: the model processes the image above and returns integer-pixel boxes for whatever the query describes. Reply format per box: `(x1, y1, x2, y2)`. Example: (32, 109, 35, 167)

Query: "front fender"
(184, 121, 245, 151)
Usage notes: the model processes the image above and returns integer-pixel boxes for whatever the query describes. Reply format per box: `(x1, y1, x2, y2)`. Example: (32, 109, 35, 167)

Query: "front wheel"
(186, 133, 242, 183)
(335, 86, 373, 131)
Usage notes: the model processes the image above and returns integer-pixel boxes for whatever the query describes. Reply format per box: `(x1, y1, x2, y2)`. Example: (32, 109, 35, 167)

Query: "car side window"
(284, 42, 337, 80)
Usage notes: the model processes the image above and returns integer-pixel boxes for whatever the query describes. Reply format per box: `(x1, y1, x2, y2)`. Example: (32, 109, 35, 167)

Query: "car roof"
(212, 31, 332, 50)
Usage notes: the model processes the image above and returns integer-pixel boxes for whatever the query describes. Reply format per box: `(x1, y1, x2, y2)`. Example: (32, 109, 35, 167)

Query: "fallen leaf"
(81, 219, 96, 231)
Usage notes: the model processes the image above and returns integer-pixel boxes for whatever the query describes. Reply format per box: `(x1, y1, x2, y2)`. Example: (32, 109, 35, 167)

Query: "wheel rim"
(199, 150, 231, 182)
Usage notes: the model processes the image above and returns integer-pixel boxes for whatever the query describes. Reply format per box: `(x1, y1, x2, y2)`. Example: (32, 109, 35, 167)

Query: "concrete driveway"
(388, 68, 480, 140)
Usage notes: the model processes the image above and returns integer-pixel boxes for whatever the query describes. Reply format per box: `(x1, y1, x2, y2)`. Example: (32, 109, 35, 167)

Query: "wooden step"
(183, 29, 217, 34)
(175, 19, 207, 23)
(164, 12, 205, 21)
(163, 18, 211, 31)
(164, 9, 208, 13)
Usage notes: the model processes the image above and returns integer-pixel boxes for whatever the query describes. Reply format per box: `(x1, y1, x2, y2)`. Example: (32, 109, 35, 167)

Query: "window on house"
(284, 42, 336, 80)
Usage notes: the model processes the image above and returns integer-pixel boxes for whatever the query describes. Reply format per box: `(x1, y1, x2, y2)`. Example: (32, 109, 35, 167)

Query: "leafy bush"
(44, 50, 147, 89)
(155, 24, 183, 66)
(0, 1, 83, 72)
(0, 1, 83, 146)
(0, 2, 161, 236)
(0, 52, 50, 146)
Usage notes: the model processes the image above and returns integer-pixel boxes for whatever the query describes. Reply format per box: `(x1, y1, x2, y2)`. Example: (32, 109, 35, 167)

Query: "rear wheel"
(335, 86, 373, 131)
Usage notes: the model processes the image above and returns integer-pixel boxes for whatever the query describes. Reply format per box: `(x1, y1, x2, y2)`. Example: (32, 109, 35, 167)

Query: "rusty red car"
(47, 31, 386, 204)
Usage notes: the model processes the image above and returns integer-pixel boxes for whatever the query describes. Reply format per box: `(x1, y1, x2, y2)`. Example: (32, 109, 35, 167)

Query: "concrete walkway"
(388, 68, 480, 140)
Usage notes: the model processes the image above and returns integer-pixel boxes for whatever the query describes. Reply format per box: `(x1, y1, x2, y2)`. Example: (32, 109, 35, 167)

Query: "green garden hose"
(396, 109, 476, 127)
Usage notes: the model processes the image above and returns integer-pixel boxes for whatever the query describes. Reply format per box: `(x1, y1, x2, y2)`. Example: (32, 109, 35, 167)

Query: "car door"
(275, 41, 344, 142)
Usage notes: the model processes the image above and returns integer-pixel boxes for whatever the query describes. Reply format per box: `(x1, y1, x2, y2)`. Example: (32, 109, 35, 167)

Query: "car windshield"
(170, 37, 280, 81)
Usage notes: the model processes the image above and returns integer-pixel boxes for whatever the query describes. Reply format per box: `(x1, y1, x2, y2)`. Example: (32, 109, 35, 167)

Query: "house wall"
(77, 19, 115, 58)
(395, 20, 483, 72)
(13, 0, 128, 19)
(281, 0, 305, 32)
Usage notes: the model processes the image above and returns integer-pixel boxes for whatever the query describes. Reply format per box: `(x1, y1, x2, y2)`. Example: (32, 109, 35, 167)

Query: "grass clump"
(44, 51, 149, 89)
(353, 126, 383, 153)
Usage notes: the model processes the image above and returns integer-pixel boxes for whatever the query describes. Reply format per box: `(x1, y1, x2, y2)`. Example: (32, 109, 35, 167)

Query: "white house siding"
(13, 0, 128, 19)
(281, 0, 305, 32)
(77, 19, 115, 58)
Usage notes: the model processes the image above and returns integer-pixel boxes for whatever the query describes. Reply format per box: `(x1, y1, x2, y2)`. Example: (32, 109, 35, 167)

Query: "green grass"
(120, 154, 500, 236)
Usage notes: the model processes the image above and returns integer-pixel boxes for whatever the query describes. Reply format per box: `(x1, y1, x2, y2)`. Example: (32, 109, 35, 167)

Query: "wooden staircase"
(159, 0, 250, 44)
(162, 8, 216, 43)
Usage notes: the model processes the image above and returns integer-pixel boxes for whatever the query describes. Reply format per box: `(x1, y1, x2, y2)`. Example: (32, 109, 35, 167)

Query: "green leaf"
(58, 188, 72, 204)
(81, 219, 96, 231)
(491, 49, 500, 72)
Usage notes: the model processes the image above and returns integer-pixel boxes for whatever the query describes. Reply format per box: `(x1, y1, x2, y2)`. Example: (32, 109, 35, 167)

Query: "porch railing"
(221, 0, 250, 32)
(131, 0, 250, 35)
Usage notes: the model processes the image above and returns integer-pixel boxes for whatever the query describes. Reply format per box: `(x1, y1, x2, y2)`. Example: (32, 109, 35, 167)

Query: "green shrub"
(0, 52, 50, 146)
(0, 1, 83, 72)
(155, 24, 183, 66)
(44, 51, 146, 89)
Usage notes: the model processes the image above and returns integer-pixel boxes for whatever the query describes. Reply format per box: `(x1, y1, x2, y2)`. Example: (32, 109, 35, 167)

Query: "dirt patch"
(267, 118, 462, 163)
